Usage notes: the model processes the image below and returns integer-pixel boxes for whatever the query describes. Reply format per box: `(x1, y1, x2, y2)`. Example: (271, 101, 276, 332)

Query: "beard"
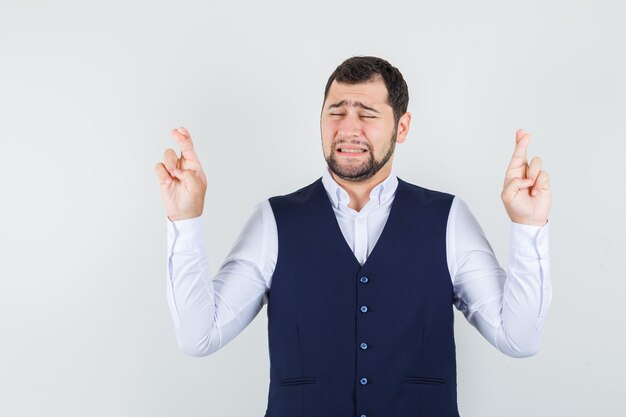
(325, 127, 397, 183)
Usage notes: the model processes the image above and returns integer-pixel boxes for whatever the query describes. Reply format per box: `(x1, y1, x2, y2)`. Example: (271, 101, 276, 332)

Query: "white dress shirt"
(165, 168, 551, 359)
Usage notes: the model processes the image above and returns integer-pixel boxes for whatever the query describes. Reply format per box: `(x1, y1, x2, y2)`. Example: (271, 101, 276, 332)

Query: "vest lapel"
(313, 177, 406, 268)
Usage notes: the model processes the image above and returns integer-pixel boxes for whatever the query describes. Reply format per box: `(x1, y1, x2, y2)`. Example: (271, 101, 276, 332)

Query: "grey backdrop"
(1, 0, 624, 416)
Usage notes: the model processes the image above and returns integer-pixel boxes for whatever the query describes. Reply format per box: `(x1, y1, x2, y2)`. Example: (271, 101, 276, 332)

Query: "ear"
(395, 112, 411, 144)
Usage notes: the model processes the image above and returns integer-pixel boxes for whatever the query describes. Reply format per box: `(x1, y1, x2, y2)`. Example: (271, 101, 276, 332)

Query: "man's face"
(320, 77, 400, 182)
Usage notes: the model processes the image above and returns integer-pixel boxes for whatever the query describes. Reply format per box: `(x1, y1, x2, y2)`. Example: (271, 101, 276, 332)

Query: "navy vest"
(265, 177, 459, 417)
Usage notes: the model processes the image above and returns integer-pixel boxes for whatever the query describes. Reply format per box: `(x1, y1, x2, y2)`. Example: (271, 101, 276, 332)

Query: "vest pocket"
(403, 376, 446, 385)
(279, 376, 317, 386)
(394, 376, 448, 417)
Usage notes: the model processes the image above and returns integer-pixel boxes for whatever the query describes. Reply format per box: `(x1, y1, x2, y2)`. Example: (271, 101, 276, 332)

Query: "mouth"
(335, 146, 369, 156)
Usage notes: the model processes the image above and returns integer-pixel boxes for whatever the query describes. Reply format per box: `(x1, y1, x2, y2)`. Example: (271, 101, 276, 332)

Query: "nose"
(337, 113, 363, 139)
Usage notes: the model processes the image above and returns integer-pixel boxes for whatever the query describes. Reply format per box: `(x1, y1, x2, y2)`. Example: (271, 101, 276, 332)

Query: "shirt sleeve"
(447, 196, 552, 357)
(165, 200, 277, 356)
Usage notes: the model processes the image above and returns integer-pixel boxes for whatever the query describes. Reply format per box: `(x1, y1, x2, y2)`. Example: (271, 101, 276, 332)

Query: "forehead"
(325, 78, 390, 109)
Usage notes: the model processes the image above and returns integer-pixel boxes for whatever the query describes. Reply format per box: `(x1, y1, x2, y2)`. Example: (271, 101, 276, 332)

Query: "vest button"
(360, 377, 368, 385)
(359, 276, 369, 283)
(360, 342, 368, 350)
(360, 305, 368, 313)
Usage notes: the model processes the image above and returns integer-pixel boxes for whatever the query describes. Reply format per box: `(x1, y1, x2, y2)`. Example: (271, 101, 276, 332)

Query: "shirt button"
(360, 377, 368, 385)
(360, 342, 368, 350)
(360, 276, 369, 283)
(357, 218, 365, 224)
(360, 305, 368, 313)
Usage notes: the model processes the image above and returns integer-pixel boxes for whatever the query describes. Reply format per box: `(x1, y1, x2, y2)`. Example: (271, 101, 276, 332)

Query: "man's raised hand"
(501, 129, 551, 226)
(155, 127, 207, 221)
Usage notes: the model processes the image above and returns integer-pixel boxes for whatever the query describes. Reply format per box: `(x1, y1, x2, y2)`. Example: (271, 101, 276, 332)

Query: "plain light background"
(1, 0, 624, 416)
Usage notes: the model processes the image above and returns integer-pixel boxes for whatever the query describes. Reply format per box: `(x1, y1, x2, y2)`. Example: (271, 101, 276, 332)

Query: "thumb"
(171, 168, 203, 194)
(501, 177, 533, 202)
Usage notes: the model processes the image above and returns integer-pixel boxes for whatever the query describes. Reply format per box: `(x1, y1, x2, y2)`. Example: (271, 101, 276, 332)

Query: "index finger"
(171, 127, 200, 162)
(506, 129, 531, 172)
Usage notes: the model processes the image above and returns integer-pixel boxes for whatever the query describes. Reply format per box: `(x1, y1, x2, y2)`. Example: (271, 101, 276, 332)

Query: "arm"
(448, 197, 552, 357)
(155, 127, 276, 357)
(165, 201, 276, 356)
(450, 128, 553, 357)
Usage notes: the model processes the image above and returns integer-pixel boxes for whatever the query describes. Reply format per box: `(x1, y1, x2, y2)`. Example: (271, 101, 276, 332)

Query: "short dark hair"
(323, 56, 409, 125)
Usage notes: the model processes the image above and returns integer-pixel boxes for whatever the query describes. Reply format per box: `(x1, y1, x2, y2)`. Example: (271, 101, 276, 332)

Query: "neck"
(330, 163, 393, 212)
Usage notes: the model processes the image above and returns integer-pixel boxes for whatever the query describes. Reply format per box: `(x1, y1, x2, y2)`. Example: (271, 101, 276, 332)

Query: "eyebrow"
(327, 100, 380, 114)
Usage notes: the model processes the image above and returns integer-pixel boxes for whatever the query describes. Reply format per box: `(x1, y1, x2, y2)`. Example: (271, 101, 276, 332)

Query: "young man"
(155, 56, 552, 417)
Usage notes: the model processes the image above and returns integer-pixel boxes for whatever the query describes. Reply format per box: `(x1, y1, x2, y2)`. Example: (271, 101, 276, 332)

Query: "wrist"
(511, 217, 548, 227)
(167, 212, 203, 222)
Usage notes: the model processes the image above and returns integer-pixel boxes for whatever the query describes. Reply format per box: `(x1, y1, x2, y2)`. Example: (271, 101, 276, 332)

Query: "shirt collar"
(321, 166, 398, 210)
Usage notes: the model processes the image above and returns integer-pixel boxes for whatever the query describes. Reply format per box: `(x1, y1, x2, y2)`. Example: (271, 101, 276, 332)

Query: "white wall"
(1, 0, 624, 416)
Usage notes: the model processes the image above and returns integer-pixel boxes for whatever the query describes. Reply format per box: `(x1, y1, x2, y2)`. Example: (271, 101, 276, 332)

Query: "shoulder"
(397, 177, 455, 206)
(268, 178, 323, 207)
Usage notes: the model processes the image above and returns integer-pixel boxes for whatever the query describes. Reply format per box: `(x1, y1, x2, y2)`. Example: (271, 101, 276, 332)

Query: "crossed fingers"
(504, 129, 550, 196)
(155, 127, 203, 185)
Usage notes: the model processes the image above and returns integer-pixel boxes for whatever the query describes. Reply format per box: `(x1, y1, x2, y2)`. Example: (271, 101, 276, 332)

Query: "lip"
(335, 146, 369, 156)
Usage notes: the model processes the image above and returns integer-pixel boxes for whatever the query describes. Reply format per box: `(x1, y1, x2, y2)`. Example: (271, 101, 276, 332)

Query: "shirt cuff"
(510, 219, 550, 259)
(166, 214, 207, 254)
